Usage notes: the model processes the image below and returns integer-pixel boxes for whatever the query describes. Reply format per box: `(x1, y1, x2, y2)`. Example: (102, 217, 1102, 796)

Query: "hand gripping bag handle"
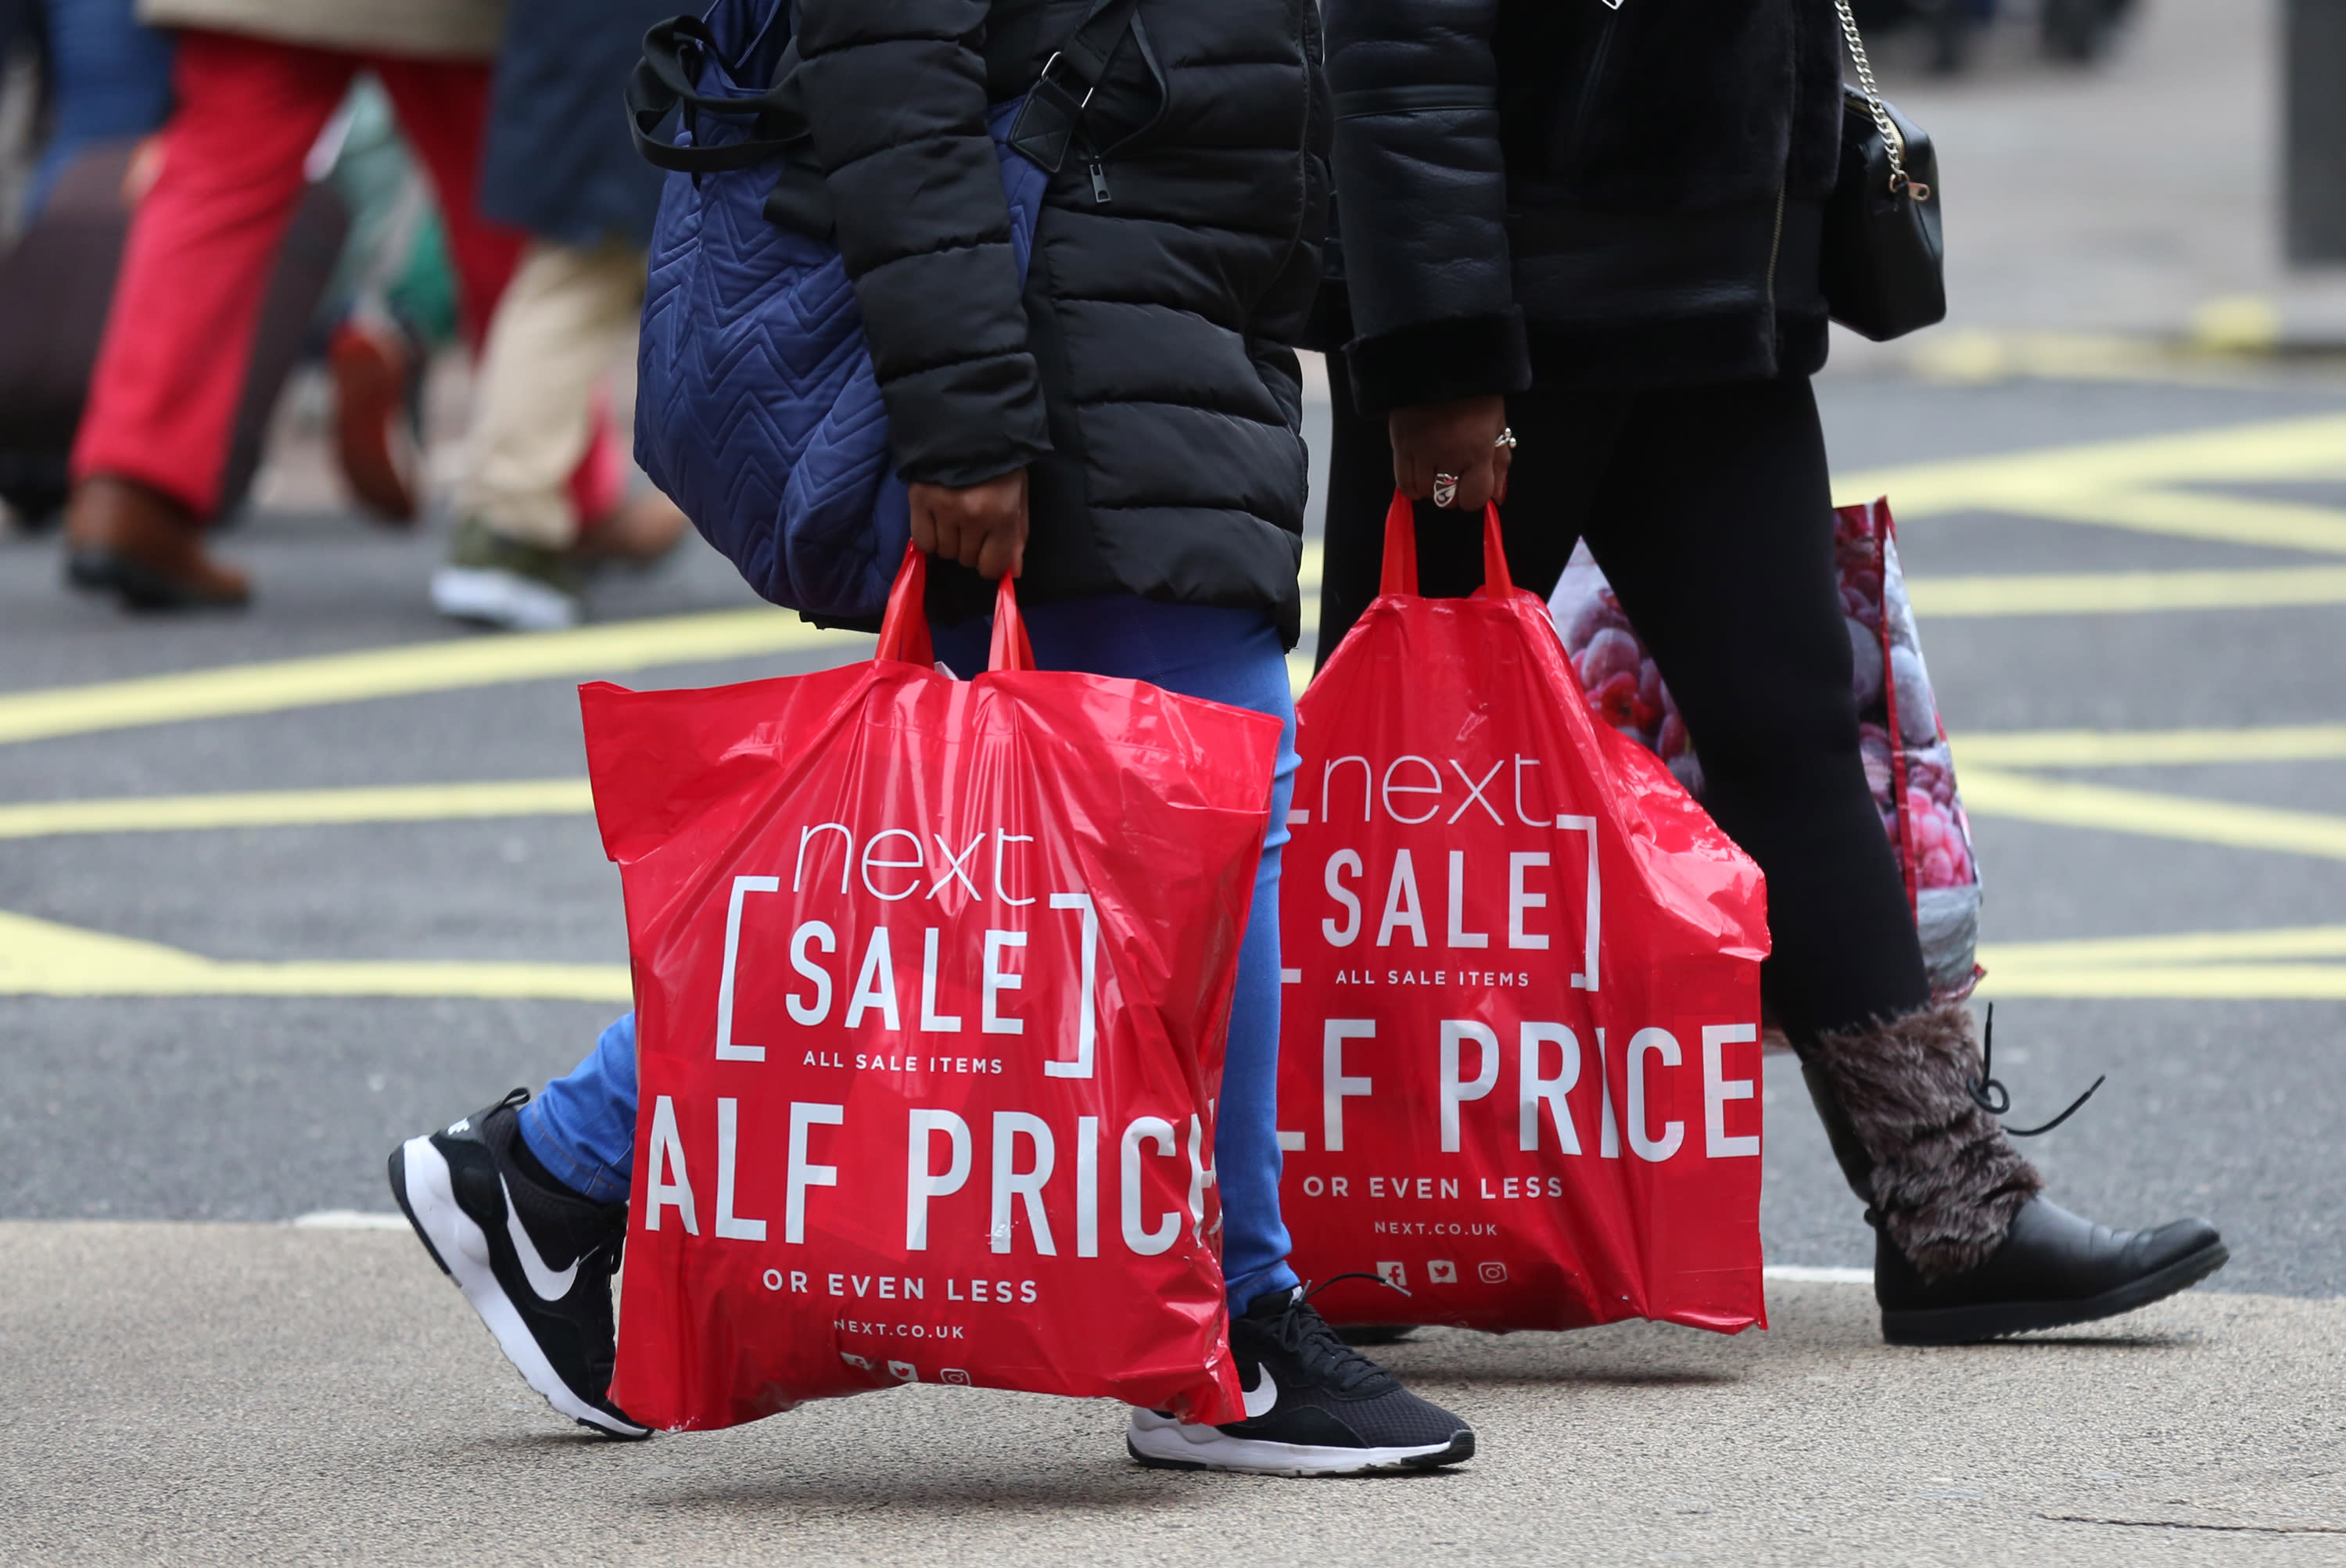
(1377, 490, 1513, 600)
(873, 544, 1036, 673)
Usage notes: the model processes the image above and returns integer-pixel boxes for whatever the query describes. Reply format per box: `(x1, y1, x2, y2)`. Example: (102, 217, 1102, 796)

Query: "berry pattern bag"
(1549, 494, 1982, 997)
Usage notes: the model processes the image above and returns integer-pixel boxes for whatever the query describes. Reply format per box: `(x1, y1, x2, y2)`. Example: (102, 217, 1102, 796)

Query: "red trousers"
(73, 30, 526, 520)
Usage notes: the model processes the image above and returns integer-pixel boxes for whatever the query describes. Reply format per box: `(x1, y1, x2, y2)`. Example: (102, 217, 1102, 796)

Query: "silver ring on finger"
(1494, 427, 1517, 449)
(1432, 472, 1460, 508)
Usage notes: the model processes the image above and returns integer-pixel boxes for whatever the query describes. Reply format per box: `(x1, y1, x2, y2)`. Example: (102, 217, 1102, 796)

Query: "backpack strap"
(1003, 0, 1143, 172)
(632, 0, 1142, 180)
(627, 15, 809, 173)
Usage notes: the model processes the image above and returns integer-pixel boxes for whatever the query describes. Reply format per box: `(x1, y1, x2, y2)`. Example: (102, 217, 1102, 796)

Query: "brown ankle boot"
(64, 475, 250, 610)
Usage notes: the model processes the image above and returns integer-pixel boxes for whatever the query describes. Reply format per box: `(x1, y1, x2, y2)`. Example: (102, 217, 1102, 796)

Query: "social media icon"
(940, 1368, 971, 1387)
(887, 1360, 918, 1383)
(1478, 1261, 1509, 1284)
(1428, 1259, 1458, 1285)
(1377, 1261, 1408, 1290)
(840, 1353, 873, 1371)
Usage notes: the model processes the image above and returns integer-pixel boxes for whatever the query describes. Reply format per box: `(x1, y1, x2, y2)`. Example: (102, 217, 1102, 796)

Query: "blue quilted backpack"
(626, 0, 1135, 620)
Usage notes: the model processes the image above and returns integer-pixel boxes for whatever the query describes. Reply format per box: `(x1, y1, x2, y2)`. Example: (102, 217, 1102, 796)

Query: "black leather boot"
(1870, 1197, 2226, 1344)
(1802, 1006, 2228, 1345)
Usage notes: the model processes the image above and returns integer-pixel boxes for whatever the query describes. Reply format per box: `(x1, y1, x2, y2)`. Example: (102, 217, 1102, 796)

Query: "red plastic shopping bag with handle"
(583, 547, 1277, 1429)
(1275, 496, 1772, 1335)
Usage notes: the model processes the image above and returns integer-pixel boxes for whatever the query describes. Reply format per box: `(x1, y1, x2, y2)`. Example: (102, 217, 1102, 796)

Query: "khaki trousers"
(461, 236, 647, 548)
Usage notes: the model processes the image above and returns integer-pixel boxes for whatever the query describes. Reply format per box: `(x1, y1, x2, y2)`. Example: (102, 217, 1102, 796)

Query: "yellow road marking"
(8, 899, 2341, 1003)
(0, 607, 862, 748)
(18, 726, 2346, 837)
(6, 727, 2342, 838)
(1835, 411, 2346, 518)
(1903, 328, 2308, 389)
(1977, 963, 2346, 1000)
(1959, 766, 2346, 860)
(1979, 922, 2346, 1000)
(1953, 723, 2346, 770)
(1981, 924, 2346, 967)
(0, 779, 594, 839)
(1911, 565, 2346, 617)
(1995, 488, 2346, 558)
(0, 909, 632, 1001)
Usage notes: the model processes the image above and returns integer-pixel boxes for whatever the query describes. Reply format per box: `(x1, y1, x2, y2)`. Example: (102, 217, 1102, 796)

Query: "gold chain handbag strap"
(1832, 0, 1928, 199)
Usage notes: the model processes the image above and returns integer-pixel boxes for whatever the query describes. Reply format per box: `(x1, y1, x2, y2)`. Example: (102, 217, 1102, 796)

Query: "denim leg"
(936, 596, 1303, 1310)
(518, 1012, 638, 1203)
(1214, 746, 1301, 1310)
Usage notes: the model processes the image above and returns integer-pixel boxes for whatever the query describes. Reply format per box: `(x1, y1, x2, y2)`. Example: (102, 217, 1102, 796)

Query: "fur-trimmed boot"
(1804, 1002, 2228, 1345)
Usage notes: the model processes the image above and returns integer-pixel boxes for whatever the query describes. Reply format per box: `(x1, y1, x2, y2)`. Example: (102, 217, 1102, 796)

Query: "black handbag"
(1820, 0, 1946, 342)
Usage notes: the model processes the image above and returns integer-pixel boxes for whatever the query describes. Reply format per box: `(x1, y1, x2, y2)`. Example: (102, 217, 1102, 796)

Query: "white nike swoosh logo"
(500, 1175, 580, 1301)
(1242, 1365, 1279, 1420)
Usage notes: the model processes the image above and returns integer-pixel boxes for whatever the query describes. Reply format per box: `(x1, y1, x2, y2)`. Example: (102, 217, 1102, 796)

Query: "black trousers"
(1315, 369, 1931, 1044)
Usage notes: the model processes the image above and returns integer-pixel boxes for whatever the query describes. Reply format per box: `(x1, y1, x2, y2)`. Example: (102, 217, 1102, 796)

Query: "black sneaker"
(388, 1089, 647, 1439)
(1126, 1286, 1473, 1476)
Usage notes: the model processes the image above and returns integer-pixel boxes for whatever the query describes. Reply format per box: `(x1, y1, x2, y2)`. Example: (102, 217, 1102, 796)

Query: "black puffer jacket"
(797, 0, 1329, 641)
(1323, 0, 1842, 413)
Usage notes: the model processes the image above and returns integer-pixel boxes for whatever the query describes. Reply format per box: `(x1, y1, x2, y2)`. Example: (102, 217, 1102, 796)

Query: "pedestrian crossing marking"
(0, 605, 860, 748)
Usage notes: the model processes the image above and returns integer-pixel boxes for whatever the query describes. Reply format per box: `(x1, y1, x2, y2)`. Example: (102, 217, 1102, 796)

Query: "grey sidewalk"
(2, 1221, 2338, 1566)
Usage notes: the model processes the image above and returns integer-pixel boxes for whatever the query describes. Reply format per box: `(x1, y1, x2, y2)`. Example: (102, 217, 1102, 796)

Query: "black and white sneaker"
(388, 1089, 647, 1439)
(1127, 1286, 1473, 1476)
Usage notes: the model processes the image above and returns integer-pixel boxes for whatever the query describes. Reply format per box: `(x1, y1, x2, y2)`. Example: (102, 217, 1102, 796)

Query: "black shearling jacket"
(1323, 0, 1844, 414)
(799, 0, 1330, 641)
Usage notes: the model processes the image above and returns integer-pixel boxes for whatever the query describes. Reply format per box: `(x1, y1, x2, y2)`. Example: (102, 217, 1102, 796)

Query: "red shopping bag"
(1276, 497, 1771, 1335)
(583, 548, 1279, 1430)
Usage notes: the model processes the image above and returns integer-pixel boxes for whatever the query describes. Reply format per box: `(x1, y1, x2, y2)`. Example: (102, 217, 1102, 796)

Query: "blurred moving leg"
(432, 238, 657, 630)
(325, 315, 421, 523)
(65, 29, 357, 606)
(370, 56, 523, 351)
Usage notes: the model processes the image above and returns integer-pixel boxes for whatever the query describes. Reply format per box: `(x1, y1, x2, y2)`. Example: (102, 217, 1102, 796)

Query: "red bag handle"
(1376, 490, 1512, 599)
(873, 543, 1035, 673)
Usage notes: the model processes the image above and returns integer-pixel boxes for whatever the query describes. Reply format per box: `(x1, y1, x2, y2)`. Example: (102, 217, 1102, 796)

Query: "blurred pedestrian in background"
(7, 0, 173, 222)
(312, 74, 468, 526)
(429, 0, 687, 633)
(0, 0, 178, 532)
(60, 0, 523, 610)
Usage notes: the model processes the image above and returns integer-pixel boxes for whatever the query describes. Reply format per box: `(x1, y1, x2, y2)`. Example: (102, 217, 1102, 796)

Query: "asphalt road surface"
(6, 368, 2344, 1290)
(4, 362, 2345, 1563)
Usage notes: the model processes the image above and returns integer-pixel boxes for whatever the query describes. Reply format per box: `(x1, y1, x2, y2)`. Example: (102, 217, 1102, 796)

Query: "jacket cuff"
(1343, 309, 1532, 417)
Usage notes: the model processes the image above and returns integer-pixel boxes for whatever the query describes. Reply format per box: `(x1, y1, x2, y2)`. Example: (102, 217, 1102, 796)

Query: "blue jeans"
(523, 594, 1303, 1311)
